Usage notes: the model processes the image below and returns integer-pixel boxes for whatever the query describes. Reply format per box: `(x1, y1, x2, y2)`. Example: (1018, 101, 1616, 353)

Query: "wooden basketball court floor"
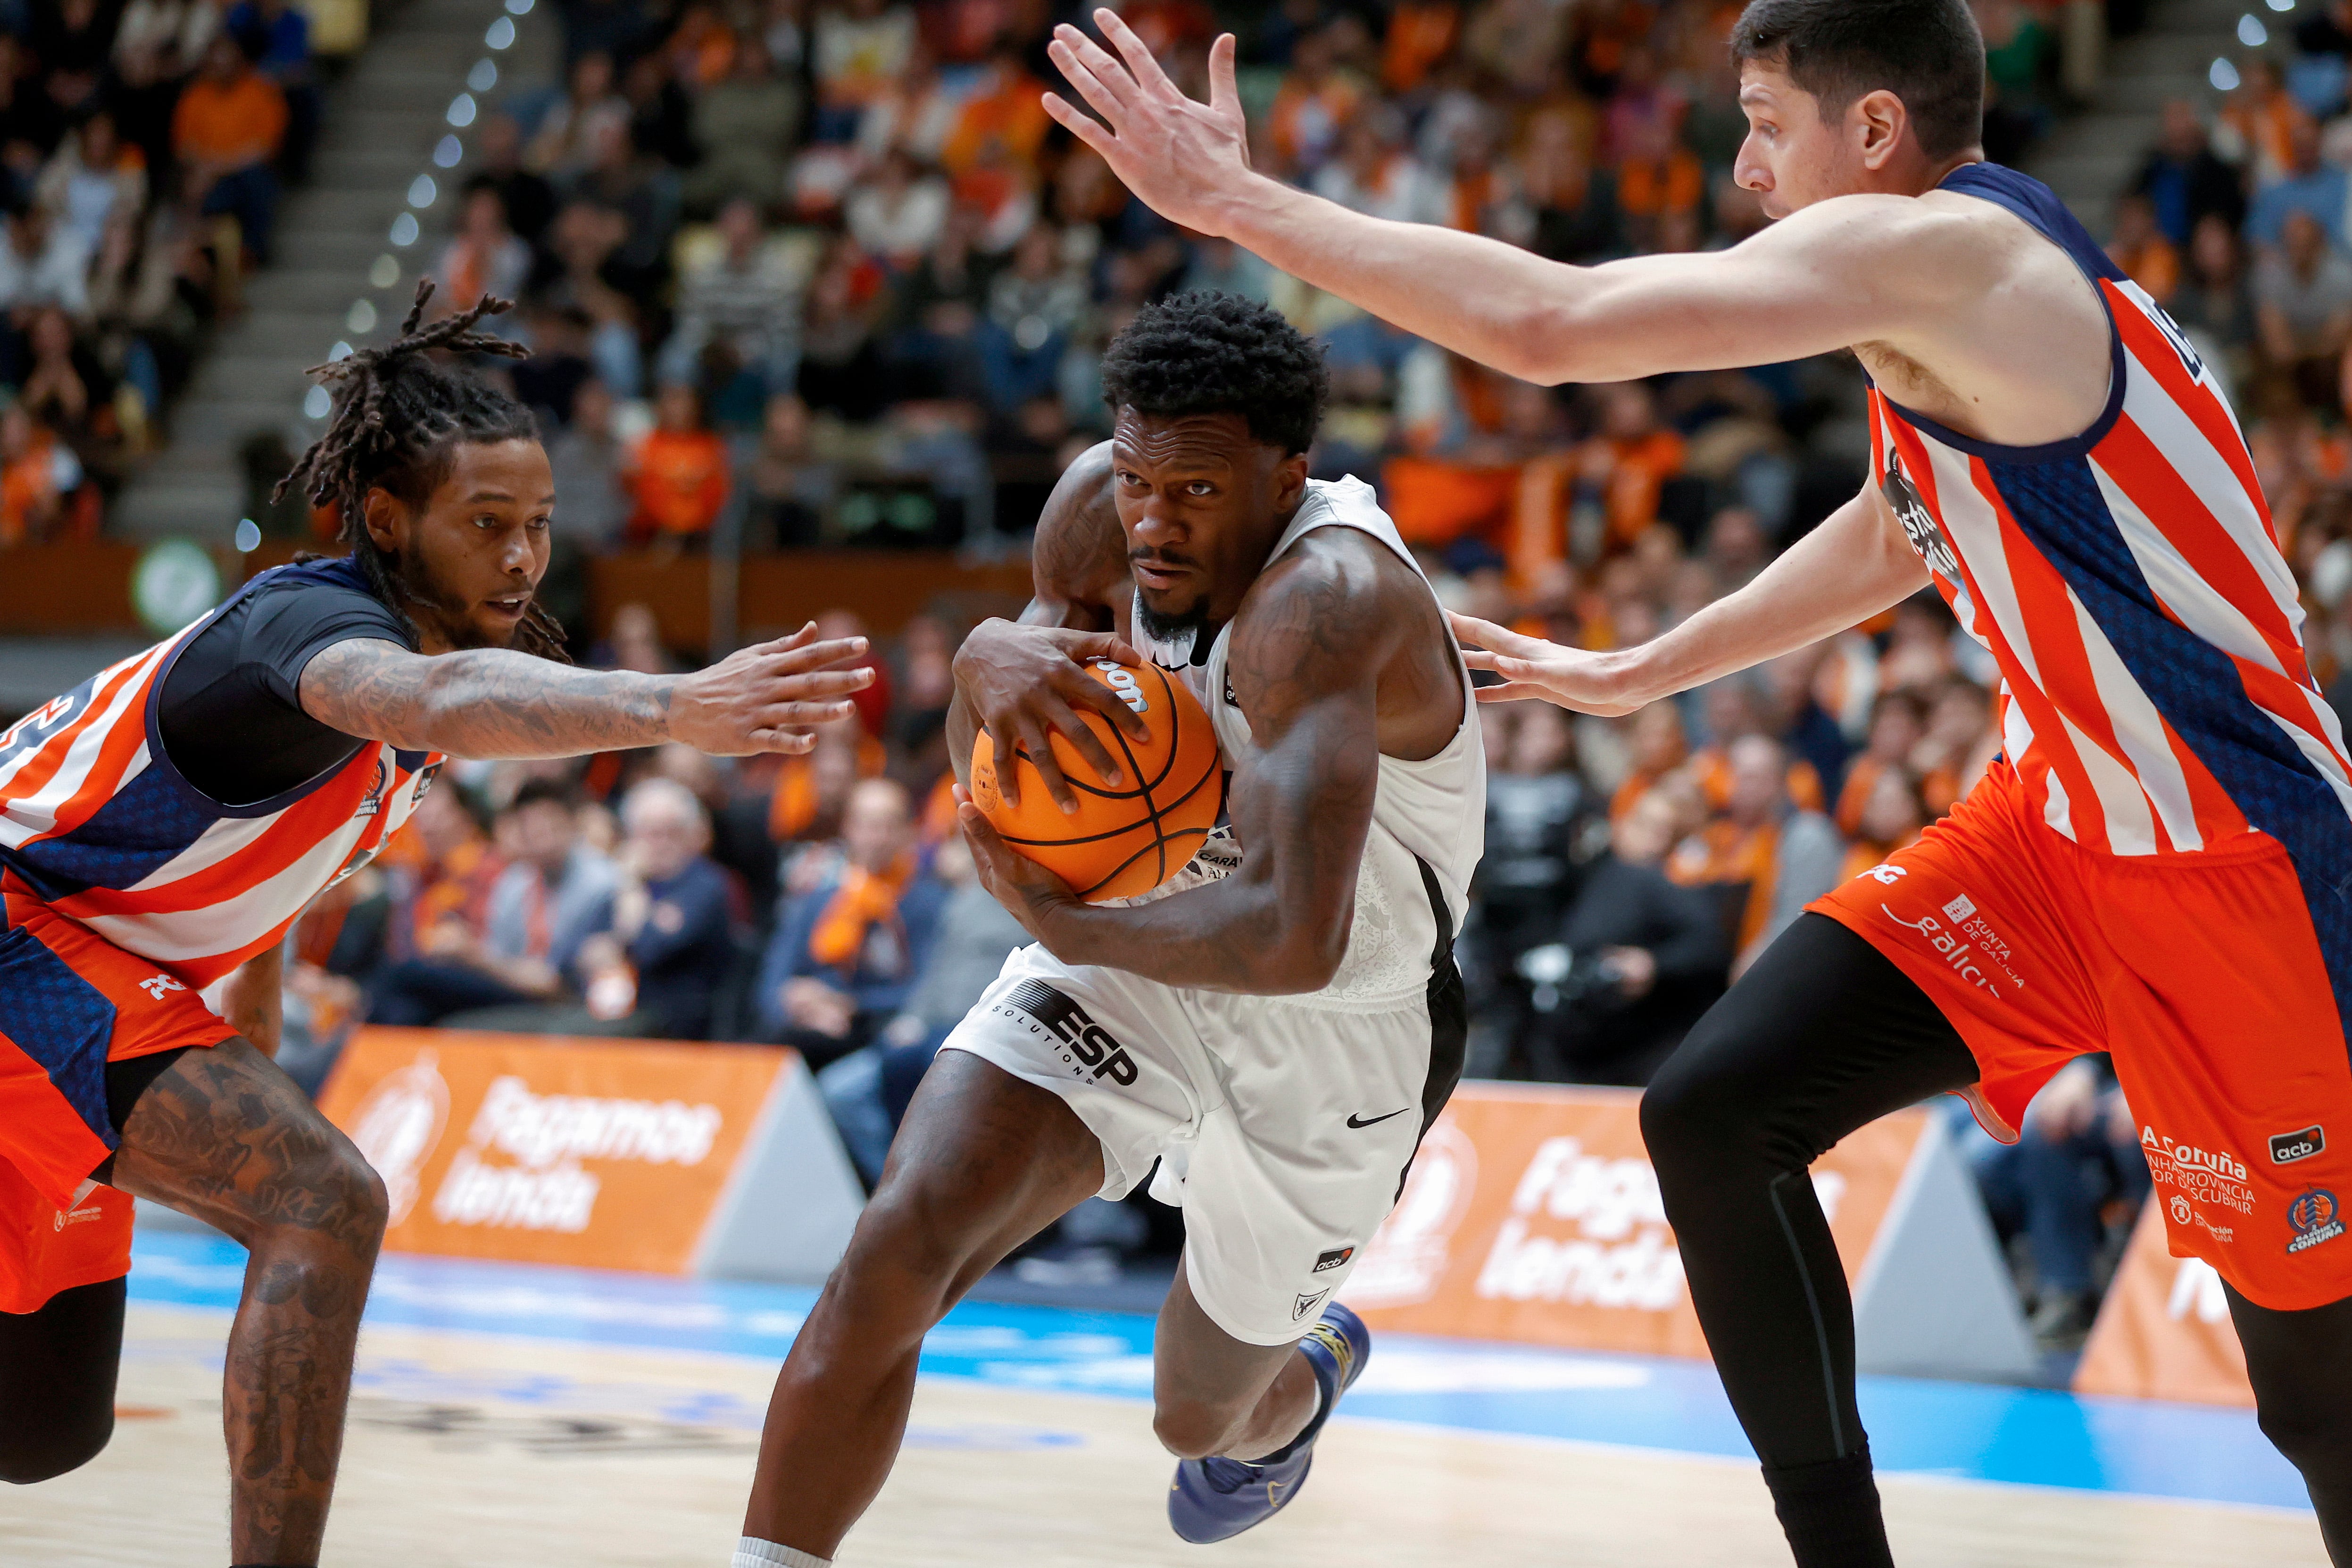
(2, 1232, 2328, 1567)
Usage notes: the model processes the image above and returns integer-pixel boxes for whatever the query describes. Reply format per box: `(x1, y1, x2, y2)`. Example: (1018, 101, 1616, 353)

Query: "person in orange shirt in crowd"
(172, 33, 286, 261)
(625, 382, 730, 546)
(1576, 379, 1687, 554)
(756, 776, 948, 1065)
(2217, 54, 2310, 189)
(1834, 689, 1927, 837)
(386, 784, 506, 968)
(1612, 114, 1703, 253)
(769, 714, 885, 846)
(1683, 673, 1825, 813)
(1665, 734, 1844, 969)
(1381, 0, 1457, 92)
(2105, 192, 2180, 306)
(939, 42, 1050, 175)
(1610, 697, 1691, 820)
(0, 402, 89, 546)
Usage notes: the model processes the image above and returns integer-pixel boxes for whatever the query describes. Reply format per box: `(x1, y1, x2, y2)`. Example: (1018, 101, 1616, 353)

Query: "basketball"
(969, 659, 1224, 903)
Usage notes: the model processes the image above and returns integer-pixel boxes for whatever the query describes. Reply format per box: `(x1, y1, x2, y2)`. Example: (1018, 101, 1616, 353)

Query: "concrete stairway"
(111, 0, 557, 542)
(2028, 0, 2248, 236)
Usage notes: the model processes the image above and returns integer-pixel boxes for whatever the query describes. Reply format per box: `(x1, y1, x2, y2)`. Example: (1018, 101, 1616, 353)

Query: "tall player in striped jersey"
(1054, 1, 2352, 1564)
(0, 287, 871, 1567)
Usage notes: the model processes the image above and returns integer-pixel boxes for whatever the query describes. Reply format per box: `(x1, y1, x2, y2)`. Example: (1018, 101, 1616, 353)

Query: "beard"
(1134, 589, 1213, 655)
(389, 548, 523, 651)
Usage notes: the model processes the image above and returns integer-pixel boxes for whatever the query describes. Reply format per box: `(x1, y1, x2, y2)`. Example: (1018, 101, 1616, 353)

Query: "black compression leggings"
(1645, 913, 2352, 1567)
(0, 1275, 125, 1484)
(0, 1048, 185, 1488)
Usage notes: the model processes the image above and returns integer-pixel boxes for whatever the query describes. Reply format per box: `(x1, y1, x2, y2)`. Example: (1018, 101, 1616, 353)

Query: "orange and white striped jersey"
(1869, 163, 2352, 877)
(0, 558, 442, 987)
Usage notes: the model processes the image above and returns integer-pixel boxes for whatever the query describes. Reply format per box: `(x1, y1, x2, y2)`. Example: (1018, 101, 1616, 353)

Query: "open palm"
(1042, 10, 1255, 236)
(1448, 610, 1654, 716)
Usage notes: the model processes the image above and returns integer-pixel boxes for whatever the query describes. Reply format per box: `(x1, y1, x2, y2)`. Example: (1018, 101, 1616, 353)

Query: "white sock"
(733, 1538, 830, 1568)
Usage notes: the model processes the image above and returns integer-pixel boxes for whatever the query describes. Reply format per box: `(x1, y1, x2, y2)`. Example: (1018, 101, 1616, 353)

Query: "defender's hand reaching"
(954, 619, 1149, 813)
(668, 622, 875, 755)
(1448, 611, 1655, 717)
(1043, 12, 1255, 237)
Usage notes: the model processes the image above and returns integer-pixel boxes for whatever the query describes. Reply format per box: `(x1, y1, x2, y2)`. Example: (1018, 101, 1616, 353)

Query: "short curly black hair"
(1099, 291, 1328, 456)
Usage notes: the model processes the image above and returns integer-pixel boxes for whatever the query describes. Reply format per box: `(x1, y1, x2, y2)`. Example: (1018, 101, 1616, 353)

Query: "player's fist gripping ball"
(970, 659, 1224, 902)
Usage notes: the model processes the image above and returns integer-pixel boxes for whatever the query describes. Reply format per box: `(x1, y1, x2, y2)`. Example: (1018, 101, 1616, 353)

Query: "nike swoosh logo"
(1346, 1108, 1410, 1129)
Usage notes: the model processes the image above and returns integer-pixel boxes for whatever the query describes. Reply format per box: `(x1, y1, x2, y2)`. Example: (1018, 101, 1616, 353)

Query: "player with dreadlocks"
(0, 281, 871, 1567)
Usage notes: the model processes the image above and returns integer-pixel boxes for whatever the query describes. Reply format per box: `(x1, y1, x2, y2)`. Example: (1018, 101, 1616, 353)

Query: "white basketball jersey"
(1130, 476, 1485, 1010)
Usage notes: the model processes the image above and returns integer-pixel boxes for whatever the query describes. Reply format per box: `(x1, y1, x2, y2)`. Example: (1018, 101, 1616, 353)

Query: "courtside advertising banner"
(319, 1027, 799, 1274)
(2074, 1199, 2255, 1406)
(1339, 1083, 1938, 1361)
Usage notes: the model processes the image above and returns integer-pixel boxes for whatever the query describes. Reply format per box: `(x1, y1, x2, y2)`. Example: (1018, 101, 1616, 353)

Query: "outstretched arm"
(1042, 14, 1972, 385)
(1453, 481, 1929, 713)
(959, 547, 1393, 995)
(299, 622, 874, 759)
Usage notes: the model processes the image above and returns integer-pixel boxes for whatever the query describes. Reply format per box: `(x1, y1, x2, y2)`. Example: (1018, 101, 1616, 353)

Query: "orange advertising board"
(1340, 1082, 1926, 1358)
(2073, 1199, 2254, 1407)
(316, 1027, 792, 1274)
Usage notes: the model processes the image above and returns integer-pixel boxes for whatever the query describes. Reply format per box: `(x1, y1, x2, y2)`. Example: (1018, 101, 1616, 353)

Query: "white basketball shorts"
(942, 941, 1466, 1346)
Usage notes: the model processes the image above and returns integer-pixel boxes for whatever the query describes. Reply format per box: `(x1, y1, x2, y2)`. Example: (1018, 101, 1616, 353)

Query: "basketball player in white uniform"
(731, 292, 1483, 1567)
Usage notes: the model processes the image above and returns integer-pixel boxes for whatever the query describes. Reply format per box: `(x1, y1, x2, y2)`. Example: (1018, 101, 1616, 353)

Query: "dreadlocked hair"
(275, 278, 572, 662)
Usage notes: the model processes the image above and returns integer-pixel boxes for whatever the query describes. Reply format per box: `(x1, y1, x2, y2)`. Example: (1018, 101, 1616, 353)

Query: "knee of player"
(1638, 1055, 1741, 1173)
(0, 1416, 112, 1484)
(268, 1137, 391, 1254)
(831, 1194, 973, 1317)
(1151, 1397, 1245, 1462)
(2256, 1389, 2352, 1473)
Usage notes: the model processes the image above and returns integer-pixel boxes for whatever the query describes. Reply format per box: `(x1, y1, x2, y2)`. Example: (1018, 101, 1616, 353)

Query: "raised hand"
(1448, 610, 1654, 716)
(1042, 11, 1255, 237)
(953, 619, 1150, 813)
(669, 622, 877, 755)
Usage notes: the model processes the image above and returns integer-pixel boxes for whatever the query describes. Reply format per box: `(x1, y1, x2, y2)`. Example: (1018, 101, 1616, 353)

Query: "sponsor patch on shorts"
(1312, 1246, 1355, 1274)
(2271, 1125, 2326, 1167)
(993, 980, 1139, 1087)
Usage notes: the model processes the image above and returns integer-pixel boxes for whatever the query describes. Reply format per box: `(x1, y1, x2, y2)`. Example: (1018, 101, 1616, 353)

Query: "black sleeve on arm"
(157, 578, 414, 807)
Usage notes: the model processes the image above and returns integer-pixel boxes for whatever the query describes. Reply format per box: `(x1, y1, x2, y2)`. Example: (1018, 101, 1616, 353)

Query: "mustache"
(1129, 549, 1197, 570)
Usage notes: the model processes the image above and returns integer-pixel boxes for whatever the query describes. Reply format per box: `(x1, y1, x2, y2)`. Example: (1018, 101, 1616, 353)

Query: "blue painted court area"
(128, 1230, 2312, 1513)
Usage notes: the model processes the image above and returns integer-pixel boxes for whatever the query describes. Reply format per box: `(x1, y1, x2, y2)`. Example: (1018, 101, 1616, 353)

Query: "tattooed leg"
(110, 1038, 388, 1567)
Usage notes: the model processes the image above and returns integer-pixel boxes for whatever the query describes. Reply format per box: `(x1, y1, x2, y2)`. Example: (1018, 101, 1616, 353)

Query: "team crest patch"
(2289, 1189, 2345, 1254)
(1293, 1289, 1330, 1322)
(353, 758, 389, 818)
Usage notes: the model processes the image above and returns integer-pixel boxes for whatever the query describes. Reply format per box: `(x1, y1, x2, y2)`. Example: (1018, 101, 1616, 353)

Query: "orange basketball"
(970, 659, 1225, 903)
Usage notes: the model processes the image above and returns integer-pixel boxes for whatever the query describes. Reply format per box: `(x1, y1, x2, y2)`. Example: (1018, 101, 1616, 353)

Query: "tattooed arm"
(948, 440, 1149, 808)
(959, 531, 1406, 994)
(301, 622, 874, 759)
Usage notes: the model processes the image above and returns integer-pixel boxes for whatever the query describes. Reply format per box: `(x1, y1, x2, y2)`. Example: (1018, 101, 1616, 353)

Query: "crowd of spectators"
(417, 0, 2096, 556)
(0, 0, 324, 546)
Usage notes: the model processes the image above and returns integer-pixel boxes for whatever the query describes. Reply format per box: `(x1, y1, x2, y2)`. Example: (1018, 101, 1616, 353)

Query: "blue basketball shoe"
(1166, 1302, 1371, 1544)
